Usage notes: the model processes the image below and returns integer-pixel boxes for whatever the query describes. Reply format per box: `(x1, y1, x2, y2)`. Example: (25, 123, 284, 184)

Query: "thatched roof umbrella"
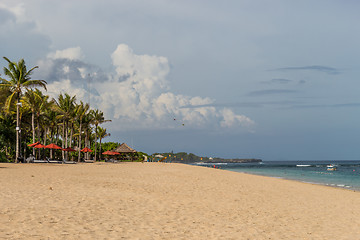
(114, 143, 137, 161)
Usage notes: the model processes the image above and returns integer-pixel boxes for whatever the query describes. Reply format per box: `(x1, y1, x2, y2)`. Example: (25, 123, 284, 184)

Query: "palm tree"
(97, 126, 110, 161)
(44, 108, 60, 145)
(21, 89, 43, 156)
(0, 83, 11, 111)
(54, 93, 76, 159)
(81, 111, 94, 160)
(76, 101, 89, 162)
(0, 112, 16, 159)
(42, 106, 59, 159)
(90, 109, 111, 161)
(35, 91, 52, 154)
(0, 57, 47, 162)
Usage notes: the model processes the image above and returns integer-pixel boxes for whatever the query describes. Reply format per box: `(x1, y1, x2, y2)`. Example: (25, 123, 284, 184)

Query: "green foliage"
(152, 152, 209, 163)
(101, 142, 119, 152)
(0, 151, 8, 162)
(0, 57, 120, 162)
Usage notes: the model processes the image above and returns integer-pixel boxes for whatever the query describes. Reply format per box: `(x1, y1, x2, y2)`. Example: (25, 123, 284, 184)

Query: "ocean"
(194, 160, 360, 191)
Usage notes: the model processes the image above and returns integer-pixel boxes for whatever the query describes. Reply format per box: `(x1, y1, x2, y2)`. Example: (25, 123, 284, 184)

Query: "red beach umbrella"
(102, 150, 112, 155)
(33, 143, 45, 148)
(62, 147, 76, 152)
(81, 147, 93, 153)
(45, 143, 62, 149)
(28, 142, 40, 147)
(102, 150, 120, 155)
(45, 143, 62, 159)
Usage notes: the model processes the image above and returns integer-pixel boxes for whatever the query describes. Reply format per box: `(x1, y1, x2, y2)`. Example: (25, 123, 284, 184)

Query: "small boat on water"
(327, 164, 337, 171)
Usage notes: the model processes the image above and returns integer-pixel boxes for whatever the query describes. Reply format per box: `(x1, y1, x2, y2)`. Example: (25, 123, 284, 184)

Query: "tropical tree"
(97, 126, 110, 161)
(44, 108, 60, 144)
(0, 57, 47, 162)
(0, 113, 15, 161)
(35, 91, 52, 149)
(90, 109, 111, 161)
(75, 101, 89, 162)
(21, 89, 43, 155)
(54, 93, 76, 159)
(81, 111, 94, 160)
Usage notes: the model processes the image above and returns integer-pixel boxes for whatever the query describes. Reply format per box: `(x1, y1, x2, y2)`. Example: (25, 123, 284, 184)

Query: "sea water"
(194, 161, 360, 191)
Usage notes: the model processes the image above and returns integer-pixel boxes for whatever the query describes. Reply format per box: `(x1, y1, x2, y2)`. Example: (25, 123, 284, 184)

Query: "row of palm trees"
(0, 57, 111, 162)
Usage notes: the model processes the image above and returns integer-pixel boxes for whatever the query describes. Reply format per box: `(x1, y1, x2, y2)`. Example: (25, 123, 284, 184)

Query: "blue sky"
(1, 0, 360, 160)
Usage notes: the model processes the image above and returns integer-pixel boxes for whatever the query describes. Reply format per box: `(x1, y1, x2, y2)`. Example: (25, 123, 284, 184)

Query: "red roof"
(81, 147, 93, 152)
(28, 142, 40, 147)
(45, 143, 62, 149)
(102, 151, 120, 155)
(62, 147, 76, 152)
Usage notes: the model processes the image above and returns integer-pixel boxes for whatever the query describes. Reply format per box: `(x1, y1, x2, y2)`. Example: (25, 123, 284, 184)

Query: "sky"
(1, 0, 360, 160)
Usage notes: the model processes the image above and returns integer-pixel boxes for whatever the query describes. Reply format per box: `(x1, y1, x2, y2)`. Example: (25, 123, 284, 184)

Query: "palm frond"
(22, 79, 47, 90)
(4, 91, 17, 113)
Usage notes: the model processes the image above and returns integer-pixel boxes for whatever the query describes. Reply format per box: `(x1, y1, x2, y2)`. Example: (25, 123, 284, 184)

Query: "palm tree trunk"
(44, 127, 47, 145)
(78, 122, 82, 162)
(65, 121, 68, 148)
(69, 123, 73, 147)
(37, 117, 41, 159)
(69, 123, 73, 161)
(65, 121, 69, 160)
(85, 130, 88, 160)
(94, 124, 98, 162)
(44, 127, 48, 158)
(99, 137, 102, 161)
(32, 111, 35, 156)
(50, 130, 54, 159)
(62, 120, 65, 160)
(15, 98, 20, 163)
(55, 126, 58, 143)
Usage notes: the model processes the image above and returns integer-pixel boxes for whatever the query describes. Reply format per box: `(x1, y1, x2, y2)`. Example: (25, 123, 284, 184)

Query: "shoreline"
(192, 161, 360, 192)
(1, 162, 360, 239)
(225, 169, 360, 192)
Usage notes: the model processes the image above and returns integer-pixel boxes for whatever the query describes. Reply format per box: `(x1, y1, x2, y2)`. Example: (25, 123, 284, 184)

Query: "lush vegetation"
(0, 57, 144, 163)
(152, 152, 262, 163)
(152, 152, 207, 163)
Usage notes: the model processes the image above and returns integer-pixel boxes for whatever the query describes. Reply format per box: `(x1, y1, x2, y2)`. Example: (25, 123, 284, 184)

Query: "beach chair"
(33, 159, 48, 163)
(47, 157, 62, 164)
(62, 159, 77, 164)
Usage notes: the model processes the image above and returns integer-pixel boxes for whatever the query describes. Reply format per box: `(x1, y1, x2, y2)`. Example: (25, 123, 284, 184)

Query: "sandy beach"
(1, 162, 360, 239)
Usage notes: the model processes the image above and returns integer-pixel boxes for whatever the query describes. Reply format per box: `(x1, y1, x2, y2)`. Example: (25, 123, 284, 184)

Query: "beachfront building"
(114, 143, 138, 161)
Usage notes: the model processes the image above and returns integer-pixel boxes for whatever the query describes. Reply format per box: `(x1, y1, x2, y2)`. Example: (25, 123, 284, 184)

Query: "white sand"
(1, 162, 360, 239)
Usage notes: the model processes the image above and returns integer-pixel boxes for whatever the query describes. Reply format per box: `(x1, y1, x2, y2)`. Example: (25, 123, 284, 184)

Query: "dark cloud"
(271, 65, 340, 75)
(291, 103, 360, 109)
(271, 78, 292, 84)
(117, 73, 131, 82)
(261, 78, 292, 84)
(248, 89, 297, 96)
(181, 100, 300, 109)
(34, 58, 109, 97)
(0, 8, 51, 63)
(189, 101, 360, 110)
(0, 8, 16, 24)
(43, 59, 106, 81)
(298, 80, 306, 84)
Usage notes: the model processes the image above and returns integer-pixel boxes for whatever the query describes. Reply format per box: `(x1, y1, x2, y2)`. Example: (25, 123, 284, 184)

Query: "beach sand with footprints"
(1, 162, 360, 239)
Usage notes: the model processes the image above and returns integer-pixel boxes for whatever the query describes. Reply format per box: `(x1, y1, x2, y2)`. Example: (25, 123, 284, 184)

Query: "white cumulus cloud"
(40, 44, 255, 132)
(47, 47, 83, 60)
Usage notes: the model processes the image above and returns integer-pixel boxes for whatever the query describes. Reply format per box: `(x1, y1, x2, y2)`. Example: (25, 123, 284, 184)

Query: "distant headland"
(152, 152, 262, 164)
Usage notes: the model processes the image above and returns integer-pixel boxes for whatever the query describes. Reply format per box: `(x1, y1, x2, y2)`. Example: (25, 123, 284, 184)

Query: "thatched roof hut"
(114, 143, 137, 153)
(114, 143, 137, 161)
